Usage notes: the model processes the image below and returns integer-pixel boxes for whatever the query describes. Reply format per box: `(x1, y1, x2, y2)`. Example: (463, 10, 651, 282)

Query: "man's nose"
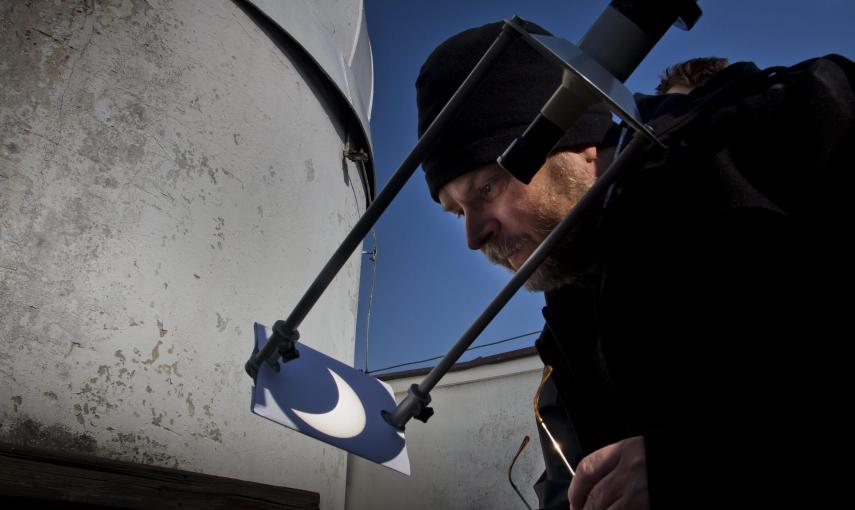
(465, 213, 497, 251)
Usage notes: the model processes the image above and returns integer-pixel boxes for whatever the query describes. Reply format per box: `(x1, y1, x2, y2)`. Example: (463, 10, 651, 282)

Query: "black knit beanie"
(416, 19, 614, 202)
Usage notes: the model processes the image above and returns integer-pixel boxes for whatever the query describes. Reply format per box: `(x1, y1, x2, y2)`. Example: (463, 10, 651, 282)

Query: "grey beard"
(523, 254, 582, 292)
(483, 234, 585, 292)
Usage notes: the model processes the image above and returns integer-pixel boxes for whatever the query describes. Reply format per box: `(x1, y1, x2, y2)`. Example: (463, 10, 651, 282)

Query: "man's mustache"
(483, 234, 537, 268)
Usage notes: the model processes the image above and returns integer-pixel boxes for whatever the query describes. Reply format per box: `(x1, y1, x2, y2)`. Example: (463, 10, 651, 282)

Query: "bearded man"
(415, 18, 853, 510)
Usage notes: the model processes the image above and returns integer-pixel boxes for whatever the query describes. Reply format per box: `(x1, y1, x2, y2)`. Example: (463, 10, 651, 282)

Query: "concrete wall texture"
(0, 2, 370, 509)
(346, 356, 547, 510)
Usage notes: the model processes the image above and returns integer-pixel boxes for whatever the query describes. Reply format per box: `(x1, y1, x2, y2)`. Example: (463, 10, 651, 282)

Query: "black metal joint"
(414, 403, 435, 423)
(381, 383, 434, 431)
(245, 358, 260, 380)
(407, 384, 434, 423)
(272, 320, 300, 367)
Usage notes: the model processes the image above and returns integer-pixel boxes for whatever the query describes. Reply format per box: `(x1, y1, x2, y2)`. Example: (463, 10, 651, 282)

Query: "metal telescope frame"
(245, 16, 665, 430)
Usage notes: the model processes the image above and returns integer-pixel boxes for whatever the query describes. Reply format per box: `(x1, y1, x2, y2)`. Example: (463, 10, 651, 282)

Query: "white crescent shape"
(291, 368, 367, 439)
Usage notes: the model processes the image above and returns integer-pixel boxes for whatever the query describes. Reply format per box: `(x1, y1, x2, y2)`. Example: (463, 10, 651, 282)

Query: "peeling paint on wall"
(0, 1, 369, 509)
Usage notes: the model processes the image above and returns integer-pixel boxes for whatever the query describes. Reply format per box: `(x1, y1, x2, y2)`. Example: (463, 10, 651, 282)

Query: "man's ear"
(571, 146, 599, 181)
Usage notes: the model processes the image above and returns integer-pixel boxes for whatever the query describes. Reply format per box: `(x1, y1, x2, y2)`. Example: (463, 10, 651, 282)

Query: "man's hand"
(567, 436, 649, 510)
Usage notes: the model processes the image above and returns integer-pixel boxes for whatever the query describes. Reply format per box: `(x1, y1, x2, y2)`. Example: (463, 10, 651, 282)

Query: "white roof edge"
(384, 354, 544, 394)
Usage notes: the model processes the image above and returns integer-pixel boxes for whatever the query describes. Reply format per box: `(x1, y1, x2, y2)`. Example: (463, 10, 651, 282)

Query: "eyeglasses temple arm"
(508, 435, 534, 510)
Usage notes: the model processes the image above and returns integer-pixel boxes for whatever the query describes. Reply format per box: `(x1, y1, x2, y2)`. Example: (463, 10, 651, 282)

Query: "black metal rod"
(385, 131, 653, 428)
(245, 18, 521, 378)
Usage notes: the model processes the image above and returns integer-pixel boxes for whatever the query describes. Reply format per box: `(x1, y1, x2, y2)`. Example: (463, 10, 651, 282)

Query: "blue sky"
(354, 0, 855, 375)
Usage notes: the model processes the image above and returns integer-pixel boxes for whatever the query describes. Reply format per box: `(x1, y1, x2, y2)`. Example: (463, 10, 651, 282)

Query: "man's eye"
(479, 182, 492, 196)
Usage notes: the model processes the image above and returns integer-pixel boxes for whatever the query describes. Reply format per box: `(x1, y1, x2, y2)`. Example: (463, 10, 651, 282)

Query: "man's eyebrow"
(440, 201, 460, 214)
(439, 173, 480, 213)
(439, 196, 468, 214)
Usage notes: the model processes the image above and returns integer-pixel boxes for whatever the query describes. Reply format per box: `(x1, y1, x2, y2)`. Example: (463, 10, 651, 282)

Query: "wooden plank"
(0, 443, 319, 509)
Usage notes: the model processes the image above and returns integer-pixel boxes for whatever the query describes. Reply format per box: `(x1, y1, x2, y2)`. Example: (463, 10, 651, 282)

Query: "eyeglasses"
(508, 365, 575, 509)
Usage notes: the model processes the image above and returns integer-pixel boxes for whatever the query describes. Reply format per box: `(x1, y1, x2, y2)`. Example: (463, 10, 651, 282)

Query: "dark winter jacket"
(533, 55, 854, 509)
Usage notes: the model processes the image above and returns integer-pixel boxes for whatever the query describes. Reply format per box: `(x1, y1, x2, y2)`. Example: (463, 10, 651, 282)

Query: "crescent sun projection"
(291, 368, 367, 439)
